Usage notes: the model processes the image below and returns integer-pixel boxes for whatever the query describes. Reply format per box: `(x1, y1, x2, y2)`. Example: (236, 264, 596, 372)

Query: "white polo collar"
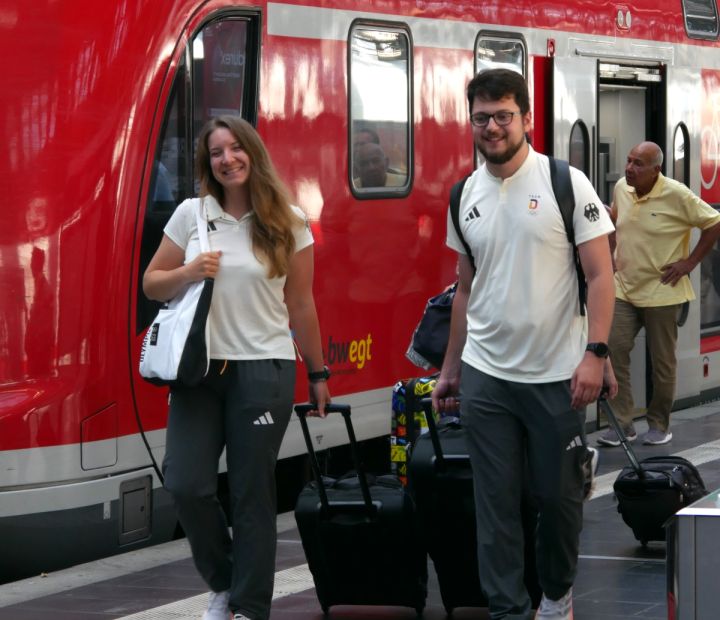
(202, 194, 252, 223)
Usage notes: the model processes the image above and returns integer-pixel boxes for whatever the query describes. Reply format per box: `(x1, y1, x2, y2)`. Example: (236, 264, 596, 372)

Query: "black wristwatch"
(308, 365, 331, 383)
(586, 342, 610, 358)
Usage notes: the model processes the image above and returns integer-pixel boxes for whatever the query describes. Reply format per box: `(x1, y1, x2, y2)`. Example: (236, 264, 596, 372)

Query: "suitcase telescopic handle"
(597, 394, 644, 478)
(294, 403, 375, 515)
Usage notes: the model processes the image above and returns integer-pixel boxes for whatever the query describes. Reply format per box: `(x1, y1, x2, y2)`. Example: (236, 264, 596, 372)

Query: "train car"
(2, 0, 720, 584)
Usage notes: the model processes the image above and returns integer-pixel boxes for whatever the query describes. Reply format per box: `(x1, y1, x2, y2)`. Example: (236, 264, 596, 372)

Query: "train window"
(137, 14, 259, 333)
(682, 0, 719, 39)
(569, 120, 590, 176)
(349, 22, 412, 197)
(192, 19, 256, 152)
(673, 123, 690, 185)
(475, 32, 527, 76)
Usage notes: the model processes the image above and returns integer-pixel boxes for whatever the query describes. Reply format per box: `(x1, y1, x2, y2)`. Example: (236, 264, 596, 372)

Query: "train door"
(552, 57, 597, 182)
(130, 12, 261, 471)
(596, 62, 665, 417)
(668, 66, 706, 402)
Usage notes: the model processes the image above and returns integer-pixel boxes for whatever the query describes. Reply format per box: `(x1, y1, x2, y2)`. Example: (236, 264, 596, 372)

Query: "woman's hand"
(184, 251, 222, 281)
(144, 236, 221, 302)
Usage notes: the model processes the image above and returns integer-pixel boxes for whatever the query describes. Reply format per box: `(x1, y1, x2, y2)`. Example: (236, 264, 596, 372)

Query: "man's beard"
(477, 133, 525, 165)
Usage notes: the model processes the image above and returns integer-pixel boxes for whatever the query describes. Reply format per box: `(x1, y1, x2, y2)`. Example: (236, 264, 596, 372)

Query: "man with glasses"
(432, 68, 616, 620)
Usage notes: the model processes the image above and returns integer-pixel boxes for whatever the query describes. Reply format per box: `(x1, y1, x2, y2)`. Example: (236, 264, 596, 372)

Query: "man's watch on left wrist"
(308, 365, 331, 383)
(586, 342, 610, 358)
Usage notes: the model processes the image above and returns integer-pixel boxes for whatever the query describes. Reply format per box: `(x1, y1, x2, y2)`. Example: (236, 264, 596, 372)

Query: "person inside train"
(432, 68, 617, 620)
(142, 115, 330, 620)
(352, 141, 406, 188)
(599, 141, 720, 447)
(353, 125, 381, 148)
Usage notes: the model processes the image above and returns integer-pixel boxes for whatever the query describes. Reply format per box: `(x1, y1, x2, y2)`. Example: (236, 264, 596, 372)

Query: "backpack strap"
(549, 157, 586, 316)
(449, 175, 474, 271)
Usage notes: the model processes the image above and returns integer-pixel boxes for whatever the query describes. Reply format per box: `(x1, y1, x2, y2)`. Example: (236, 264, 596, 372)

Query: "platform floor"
(3, 402, 720, 620)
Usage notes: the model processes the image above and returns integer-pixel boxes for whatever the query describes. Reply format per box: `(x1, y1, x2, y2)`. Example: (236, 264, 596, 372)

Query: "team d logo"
(584, 203, 600, 222)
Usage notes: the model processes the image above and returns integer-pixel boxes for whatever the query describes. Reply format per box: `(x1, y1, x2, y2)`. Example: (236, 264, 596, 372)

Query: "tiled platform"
(2, 404, 720, 620)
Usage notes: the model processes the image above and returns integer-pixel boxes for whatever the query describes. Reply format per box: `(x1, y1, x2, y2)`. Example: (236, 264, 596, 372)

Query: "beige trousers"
(608, 299, 681, 433)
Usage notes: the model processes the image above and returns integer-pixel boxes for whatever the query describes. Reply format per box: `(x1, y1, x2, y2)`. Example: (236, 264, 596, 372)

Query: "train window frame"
(474, 31, 527, 77)
(682, 0, 719, 40)
(136, 11, 261, 334)
(673, 123, 691, 186)
(569, 120, 590, 177)
(348, 19, 414, 200)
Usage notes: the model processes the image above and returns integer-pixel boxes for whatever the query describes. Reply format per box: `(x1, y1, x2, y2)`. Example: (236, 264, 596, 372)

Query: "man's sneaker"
(233, 614, 251, 620)
(642, 429, 673, 445)
(582, 446, 599, 501)
(202, 590, 230, 620)
(535, 588, 574, 619)
(597, 427, 637, 447)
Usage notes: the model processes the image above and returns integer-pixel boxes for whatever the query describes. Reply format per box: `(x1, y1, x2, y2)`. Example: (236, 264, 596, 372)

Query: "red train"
(2, 0, 720, 592)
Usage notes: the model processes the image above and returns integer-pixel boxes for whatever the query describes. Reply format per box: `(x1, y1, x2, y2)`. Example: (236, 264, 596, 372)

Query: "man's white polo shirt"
(164, 195, 313, 360)
(446, 148, 614, 383)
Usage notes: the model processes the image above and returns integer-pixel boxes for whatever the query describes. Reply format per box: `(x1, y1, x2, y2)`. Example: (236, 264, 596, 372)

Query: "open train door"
(553, 57, 598, 184)
(667, 66, 705, 403)
(553, 56, 602, 424)
(130, 12, 261, 479)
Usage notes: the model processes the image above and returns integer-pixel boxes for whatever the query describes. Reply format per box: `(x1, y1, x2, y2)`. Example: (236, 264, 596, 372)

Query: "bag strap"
(549, 157, 586, 316)
(449, 175, 474, 271)
(196, 198, 211, 253)
(195, 198, 212, 363)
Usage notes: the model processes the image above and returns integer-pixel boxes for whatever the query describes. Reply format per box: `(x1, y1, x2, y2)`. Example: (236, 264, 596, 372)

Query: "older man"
(599, 141, 720, 447)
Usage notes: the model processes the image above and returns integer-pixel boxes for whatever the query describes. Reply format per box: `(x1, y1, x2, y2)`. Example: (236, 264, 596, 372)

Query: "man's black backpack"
(449, 157, 587, 315)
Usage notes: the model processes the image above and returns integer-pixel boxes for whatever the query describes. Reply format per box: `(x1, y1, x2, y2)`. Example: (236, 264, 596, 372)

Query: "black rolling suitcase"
(408, 398, 541, 614)
(598, 396, 707, 546)
(294, 403, 427, 616)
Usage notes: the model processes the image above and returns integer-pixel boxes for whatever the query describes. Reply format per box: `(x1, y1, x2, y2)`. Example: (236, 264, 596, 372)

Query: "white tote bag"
(139, 200, 213, 387)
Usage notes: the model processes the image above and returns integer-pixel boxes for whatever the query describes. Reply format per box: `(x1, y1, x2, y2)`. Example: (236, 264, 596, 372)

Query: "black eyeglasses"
(470, 111, 520, 127)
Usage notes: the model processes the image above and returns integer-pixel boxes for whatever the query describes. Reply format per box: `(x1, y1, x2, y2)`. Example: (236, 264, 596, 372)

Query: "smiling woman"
(141, 115, 331, 620)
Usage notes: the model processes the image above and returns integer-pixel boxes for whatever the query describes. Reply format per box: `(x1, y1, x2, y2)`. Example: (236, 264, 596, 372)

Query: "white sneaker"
(233, 614, 251, 620)
(535, 588, 573, 619)
(642, 429, 673, 445)
(203, 590, 230, 620)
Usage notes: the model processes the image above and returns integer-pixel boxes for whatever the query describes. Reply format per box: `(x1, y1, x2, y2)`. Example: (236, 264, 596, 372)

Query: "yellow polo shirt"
(612, 174, 720, 307)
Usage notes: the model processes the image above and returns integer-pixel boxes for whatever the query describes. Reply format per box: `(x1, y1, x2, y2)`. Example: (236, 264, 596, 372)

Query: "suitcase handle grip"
(294, 403, 350, 417)
(294, 403, 375, 516)
(419, 397, 447, 471)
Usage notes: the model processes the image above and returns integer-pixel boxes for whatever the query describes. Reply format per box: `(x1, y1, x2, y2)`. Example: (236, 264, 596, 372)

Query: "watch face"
(588, 343, 609, 357)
